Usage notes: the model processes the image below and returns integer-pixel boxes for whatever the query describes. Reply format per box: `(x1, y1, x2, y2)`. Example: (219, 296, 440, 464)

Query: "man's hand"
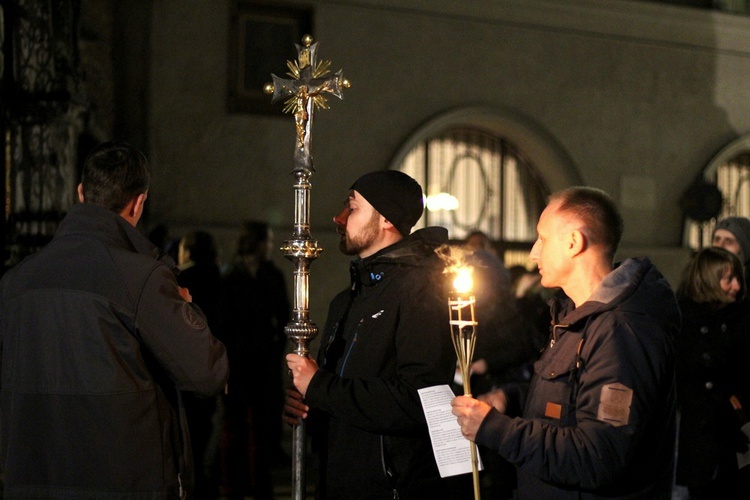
(286, 353, 319, 397)
(178, 286, 192, 302)
(478, 388, 508, 413)
(283, 387, 309, 426)
(451, 395, 493, 442)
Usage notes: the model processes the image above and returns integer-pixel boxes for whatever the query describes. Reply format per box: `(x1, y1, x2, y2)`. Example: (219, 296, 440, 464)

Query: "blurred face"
(177, 239, 188, 266)
(263, 228, 275, 260)
(333, 190, 382, 257)
(529, 200, 573, 289)
(713, 229, 742, 260)
(719, 266, 741, 302)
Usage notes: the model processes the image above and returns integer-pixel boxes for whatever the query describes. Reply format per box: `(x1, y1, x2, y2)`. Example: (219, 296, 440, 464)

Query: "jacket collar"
(57, 203, 178, 273)
(348, 226, 449, 291)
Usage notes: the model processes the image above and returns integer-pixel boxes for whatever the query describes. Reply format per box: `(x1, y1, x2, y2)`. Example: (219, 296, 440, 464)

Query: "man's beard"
(339, 211, 380, 256)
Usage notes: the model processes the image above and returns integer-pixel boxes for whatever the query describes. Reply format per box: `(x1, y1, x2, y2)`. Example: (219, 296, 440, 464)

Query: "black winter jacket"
(675, 296, 750, 490)
(476, 257, 680, 499)
(306, 227, 463, 499)
(0, 203, 228, 499)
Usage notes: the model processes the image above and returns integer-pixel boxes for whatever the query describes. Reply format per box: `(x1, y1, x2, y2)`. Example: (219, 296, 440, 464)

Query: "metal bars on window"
(1, 0, 84, 269)
(684, 153, 750, 250)
(399, 126, 548, 247)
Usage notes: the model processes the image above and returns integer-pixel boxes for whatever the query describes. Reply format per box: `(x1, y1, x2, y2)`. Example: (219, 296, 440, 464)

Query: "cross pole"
(264, 35, 350, 500)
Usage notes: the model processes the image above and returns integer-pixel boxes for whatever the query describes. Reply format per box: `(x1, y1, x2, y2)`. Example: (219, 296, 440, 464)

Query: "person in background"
(460, 233, 530, 499)
(674, 246, 750, 499)
(284, 170, 469, 499)
(220, 220, 290, 500)
(465, 229, 501, 258)
(452, 186, 680, 499)
(177, 230, 225, 499)
(712, 216, 750, 284)
(508, 264, 553, 359)
(460, 230, 523, 394)
(0, 141, 228, 498)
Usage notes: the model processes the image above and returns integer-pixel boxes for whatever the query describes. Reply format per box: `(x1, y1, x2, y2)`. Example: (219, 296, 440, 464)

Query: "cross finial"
(264, 35, 351, 173)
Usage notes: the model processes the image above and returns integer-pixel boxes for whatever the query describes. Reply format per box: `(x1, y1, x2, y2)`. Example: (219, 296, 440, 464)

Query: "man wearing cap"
(713, 216, 750, 283)
(285, 170, 466, 499)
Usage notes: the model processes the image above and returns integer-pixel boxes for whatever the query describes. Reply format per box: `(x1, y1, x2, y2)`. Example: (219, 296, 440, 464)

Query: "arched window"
(391, 107, 580, 267)
(683, 136, 750, 250)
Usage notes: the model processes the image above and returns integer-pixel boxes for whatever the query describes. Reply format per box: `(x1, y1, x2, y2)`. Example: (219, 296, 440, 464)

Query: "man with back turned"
(0, 141, 228, 498)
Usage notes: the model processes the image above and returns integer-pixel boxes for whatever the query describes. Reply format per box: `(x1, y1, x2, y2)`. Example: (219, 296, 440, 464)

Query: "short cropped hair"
(80, 141, 150, 213)
(550, 186, 624, 260)
(678, 246, 746, 304)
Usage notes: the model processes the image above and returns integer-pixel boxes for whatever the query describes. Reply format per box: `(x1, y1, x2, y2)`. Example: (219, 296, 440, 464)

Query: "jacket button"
(705, 381, 714, 390)
(700, 326, 709, 334)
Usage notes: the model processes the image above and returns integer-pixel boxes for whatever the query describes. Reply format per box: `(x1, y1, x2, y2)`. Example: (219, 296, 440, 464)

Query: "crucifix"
(264, 35, 350, 500)
(265, 34, 350, 174)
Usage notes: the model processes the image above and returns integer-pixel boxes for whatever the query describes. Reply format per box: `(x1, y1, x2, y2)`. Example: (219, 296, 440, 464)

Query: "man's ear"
(120, 193, 147, 226)
(132, 193, 147, 219)
(569, 229, 586, 257)
(77, 183, 85, 203)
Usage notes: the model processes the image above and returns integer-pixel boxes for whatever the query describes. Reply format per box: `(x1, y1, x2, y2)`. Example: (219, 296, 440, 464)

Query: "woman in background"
(675, 246, 750, 499)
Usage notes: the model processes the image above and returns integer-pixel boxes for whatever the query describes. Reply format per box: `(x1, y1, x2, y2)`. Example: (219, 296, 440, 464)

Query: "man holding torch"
(452, 186, 680, 499)
(285, 170, 469, 499)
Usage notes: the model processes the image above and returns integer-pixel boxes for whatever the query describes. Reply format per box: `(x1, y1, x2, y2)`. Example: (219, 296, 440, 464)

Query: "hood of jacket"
(348, 226, 448, 290)
(550, 256, 681, 336)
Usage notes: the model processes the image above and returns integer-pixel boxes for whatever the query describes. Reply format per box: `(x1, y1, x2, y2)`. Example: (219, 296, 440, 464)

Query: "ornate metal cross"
(264, 34, 350, 174)
(264, 35, 350, 500)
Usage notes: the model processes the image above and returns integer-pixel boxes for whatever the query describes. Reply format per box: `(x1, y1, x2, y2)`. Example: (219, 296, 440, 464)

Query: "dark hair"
(181, 231, 217, 265)
(237, 220, 270, 256)
(678, 246, 746, 304)
(80, 141, 150, 212)
(550, 186, 624, 259)
(465, 230, 493, 251)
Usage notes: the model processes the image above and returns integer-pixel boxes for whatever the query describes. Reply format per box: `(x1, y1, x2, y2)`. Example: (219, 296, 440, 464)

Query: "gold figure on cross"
(264, 35, 350, 173)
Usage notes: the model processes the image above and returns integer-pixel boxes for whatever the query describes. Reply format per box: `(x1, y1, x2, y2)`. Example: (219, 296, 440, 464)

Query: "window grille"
(397, 126, 549, 265)
(684, 152, 750, 250)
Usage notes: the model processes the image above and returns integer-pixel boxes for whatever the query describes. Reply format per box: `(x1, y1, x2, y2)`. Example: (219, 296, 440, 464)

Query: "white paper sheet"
(418, 384, 483, 478)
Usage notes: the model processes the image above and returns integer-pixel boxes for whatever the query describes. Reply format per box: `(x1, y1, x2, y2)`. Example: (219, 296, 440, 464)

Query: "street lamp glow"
(426, 192, 459, 212)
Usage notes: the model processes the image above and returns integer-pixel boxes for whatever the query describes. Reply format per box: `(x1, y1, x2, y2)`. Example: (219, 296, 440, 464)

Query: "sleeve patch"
(597, 382, 632, 427)
(181, 303, 208, 330)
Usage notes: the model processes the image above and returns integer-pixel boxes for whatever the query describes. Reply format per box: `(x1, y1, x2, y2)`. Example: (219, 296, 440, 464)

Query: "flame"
(452, 266, 473, 293)
(435, 244, 475, 293)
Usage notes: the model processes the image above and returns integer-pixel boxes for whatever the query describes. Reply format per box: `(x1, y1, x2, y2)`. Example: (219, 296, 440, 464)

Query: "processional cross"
(264, 34, 350, 173)
(264, 35, 350, 500)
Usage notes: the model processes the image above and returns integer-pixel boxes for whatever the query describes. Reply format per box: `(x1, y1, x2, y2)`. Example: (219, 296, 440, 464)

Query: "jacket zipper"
(338, 327, 360, 375)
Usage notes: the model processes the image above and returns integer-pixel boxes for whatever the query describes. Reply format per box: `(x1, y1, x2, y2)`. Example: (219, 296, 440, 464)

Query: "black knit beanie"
(350, 170, 424, 237)
(714, 216, 750, 265)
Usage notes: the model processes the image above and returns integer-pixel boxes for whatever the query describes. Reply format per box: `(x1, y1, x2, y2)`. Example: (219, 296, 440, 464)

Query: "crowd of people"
(3, 139, 750, 499)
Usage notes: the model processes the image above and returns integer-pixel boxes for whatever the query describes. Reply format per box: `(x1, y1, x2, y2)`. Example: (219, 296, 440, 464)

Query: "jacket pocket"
(533, 356, 578, 426)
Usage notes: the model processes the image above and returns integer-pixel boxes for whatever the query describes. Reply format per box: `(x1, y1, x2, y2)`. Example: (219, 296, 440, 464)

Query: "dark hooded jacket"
(305, 227, 463, 499)
(475, 257, 680, 499)
(0, 203, 229, 499)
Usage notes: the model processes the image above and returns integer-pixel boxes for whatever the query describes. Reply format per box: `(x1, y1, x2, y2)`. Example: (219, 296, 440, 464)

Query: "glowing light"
(425, 192, 459, 212)
(452, 266, 473, 293)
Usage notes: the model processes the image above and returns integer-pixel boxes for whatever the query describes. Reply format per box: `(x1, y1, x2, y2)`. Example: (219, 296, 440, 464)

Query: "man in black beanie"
(712, 215, 750, 283)
(284, 170, 469, 499)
